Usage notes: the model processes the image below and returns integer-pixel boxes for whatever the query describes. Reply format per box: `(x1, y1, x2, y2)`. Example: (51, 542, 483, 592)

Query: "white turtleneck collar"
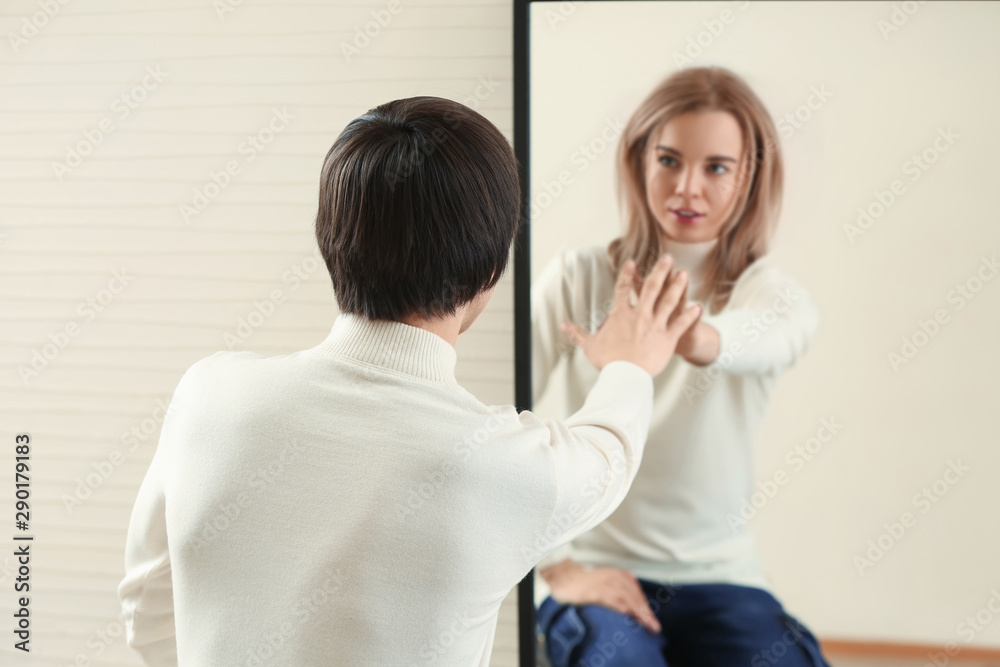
(660, 234, 719, 289)
(314, 312, 458, 385)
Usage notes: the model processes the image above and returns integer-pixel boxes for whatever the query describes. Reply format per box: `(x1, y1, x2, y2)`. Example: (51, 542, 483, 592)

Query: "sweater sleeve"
(117, 356, 219, 666)
(698, 263, 820, 377)
(531, 249, 575, 404)
(117, 437, 178, 666)
(523, 359, 653, 572)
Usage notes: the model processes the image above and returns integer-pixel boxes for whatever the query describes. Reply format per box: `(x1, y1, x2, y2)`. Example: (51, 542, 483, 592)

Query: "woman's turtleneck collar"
(660, 234, 719, 289)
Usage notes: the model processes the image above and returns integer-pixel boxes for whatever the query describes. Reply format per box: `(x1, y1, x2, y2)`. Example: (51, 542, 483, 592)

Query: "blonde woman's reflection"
(532, 67, 830, 666)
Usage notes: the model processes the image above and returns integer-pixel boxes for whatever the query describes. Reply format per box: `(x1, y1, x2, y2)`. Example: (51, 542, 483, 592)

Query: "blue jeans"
(538, 580, 830, 667)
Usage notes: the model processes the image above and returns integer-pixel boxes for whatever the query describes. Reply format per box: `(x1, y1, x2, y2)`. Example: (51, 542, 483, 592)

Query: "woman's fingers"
(653, 268, 689, 328)
(631, 263, 644, 296)
(622, 575, 661, 633)
(633, 602, 661, 634)
(637, 254, 673, 315)
(668, 271, 688, 327)
(603, 581, 660, 634)
(566, 569, 660, 636)
(613, 260, 636, 310)
(667, 303, 703, 339)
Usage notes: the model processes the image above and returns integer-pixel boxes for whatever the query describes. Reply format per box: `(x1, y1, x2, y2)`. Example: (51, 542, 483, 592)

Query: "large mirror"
(517, 1, 1000, 665)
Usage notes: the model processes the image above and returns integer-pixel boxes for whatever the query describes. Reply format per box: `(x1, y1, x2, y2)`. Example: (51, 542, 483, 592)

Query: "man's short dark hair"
(315, 96, 521, 321)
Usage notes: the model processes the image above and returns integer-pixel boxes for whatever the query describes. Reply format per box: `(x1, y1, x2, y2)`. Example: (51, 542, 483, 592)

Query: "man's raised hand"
(560, 254, 703, 376)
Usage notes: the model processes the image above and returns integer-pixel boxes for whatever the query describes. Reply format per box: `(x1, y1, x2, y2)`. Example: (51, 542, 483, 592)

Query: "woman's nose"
(675, 168, 703, 199)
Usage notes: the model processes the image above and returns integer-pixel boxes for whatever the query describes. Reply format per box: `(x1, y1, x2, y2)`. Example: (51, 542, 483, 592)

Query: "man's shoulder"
(166, 349, 314, 427)
(174, 350, 258, 392)
(187, 349, 256, 374)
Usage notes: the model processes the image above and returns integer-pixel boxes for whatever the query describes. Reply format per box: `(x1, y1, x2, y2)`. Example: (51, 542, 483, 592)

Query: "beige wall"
(530, 0, 1000, 649)
(0, 1, 518, 664)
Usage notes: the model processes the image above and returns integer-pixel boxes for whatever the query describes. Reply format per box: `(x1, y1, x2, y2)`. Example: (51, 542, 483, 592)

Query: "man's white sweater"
(118, 312, 654, 666)
(531, 236, 820, 606)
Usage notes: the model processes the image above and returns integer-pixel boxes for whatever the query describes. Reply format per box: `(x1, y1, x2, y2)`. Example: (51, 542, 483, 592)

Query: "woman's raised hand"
(560, 254, 702, 376)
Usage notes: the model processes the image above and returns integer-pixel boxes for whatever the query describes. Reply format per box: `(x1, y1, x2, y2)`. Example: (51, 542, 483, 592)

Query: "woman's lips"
(670, 209, 704, 225)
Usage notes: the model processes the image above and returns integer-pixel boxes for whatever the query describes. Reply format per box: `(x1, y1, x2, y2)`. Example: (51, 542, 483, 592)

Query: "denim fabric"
(538, 580, 830, 667)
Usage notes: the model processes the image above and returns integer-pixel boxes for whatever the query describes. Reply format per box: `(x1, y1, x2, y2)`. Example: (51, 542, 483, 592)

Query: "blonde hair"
(607, 66, 783, 315)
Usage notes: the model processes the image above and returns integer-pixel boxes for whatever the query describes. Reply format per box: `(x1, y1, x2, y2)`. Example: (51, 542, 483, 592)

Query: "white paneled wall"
(0, 1, 518, 664)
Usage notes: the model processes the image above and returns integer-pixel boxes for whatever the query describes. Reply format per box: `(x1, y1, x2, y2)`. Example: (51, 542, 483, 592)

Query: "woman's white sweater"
(531, 236, 820, 606)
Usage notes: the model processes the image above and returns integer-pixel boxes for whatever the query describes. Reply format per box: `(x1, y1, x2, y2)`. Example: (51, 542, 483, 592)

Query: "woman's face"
(643, 110, 746, 243)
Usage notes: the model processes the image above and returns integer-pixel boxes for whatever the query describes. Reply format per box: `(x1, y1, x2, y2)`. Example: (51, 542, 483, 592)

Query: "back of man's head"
(315, 96, 520, 322)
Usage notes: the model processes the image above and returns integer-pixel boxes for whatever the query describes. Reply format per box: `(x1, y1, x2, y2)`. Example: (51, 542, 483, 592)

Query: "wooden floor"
(530, 654, 999, 667)
(832, 659, 1000, 667)
(524, 633, 1000, 667)
(525, 640, 1000, 667)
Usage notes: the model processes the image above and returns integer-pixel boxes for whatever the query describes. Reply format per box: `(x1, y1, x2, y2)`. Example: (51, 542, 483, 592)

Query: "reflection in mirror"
(524, 2, 1000, 665)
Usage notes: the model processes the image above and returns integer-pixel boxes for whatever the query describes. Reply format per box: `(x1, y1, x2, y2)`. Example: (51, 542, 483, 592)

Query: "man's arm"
(116, 356, 218, 666)
(532, 359, 654, 554)
(525, 359, 653, 606)
(118, 439, 178, 666)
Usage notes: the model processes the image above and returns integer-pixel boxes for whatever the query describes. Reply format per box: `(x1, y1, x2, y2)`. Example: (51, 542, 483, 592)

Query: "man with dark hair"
(118, 96, 701, 666)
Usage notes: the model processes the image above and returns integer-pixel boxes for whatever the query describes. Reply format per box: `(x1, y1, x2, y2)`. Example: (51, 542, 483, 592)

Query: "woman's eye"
(708, 163, 728, 175)
(658, 156, 677, 167)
